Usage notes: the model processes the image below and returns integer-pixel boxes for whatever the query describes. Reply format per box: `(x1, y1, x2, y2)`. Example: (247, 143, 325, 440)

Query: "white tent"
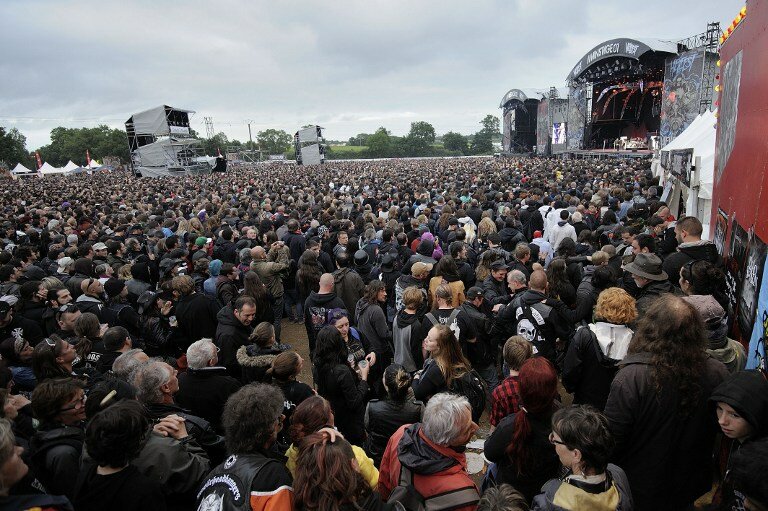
(659, 110, 717, 236)
(39, 162, 67, 175)
(86, 159, 101, 169)
(62, 161, 80, 172)
(11, 163, 36, 175)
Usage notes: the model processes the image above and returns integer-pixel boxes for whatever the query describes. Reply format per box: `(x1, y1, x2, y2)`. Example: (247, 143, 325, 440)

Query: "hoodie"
(214, 305, 253, 378)
(709, 370, 768, 441)
(355, 299, 392, 356)
(378, 424, 479, 510)
(392, 311, 426, 373)
(662, 240, 722, 288)
(562, 322, 633, 410)
(303, 290, 346, 353)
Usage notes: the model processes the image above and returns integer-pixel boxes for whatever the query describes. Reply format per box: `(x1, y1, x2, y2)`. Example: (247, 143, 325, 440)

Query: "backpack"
(387, 465, 424, 511)
(425, 309, 461, 342)
(450, 369, 487, 423)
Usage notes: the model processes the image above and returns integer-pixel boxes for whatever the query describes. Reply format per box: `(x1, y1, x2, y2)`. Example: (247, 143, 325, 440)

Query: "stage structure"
(564, 27, 720, 153)
(293, 126, 326, 165)
(535, 88, 569, 156)
(499, 89, 540, 153)
(125, 105, 225, 177)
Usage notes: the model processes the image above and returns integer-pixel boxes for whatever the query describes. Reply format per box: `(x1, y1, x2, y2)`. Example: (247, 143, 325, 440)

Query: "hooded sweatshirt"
(303, 290, 346, 353)
(214, 305, 253, 378)
(355, 299, 392, 356)
(392, 311, 426, 374)
(683, 294, 746, 373)
(562, 322, 633, 410)
(662, 240, 722, 288)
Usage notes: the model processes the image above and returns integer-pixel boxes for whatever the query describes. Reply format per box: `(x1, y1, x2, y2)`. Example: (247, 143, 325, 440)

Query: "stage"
(561, 148, 653, 160)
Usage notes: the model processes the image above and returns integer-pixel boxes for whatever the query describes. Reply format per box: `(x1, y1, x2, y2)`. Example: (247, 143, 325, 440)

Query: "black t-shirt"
(73, 463, 166, 511)
(421, 308, 477, 344)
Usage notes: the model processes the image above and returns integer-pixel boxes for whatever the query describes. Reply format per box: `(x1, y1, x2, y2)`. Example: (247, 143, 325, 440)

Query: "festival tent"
(11, 163, 36, 175)
(62, 161, 80, 172)
(659, 110, 717, 237)
(86, 159, 101, 169)
(39, 162, 67, 175)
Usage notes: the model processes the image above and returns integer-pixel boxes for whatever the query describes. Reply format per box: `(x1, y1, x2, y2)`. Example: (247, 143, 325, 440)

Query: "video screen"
(552, 123, 567, 145)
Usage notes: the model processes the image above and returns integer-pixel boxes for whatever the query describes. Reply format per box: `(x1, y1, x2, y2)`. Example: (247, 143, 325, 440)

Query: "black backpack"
(450, 369, 487, 423)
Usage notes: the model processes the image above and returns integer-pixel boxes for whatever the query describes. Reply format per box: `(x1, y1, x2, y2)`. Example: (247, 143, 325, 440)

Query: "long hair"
(242, 271, 269, 310)
(545, 258, 571, 301)
(293, 432, 370, 511)
(506, 358, 558, 474)
(434, 255, 460, 282)
(628, 294, 707, 416)
(74, 312, 101, 361)
(429, 324, 471, 389)
(361, 280, 385, 305)
(296, 250, 322, 298)
(313, 326, 349, 376)
(288, 395, 333, 444)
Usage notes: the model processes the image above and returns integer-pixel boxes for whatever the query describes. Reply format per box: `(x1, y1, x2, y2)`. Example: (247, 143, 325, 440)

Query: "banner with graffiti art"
(713, 208, 728, 255)
(746, 256, 768, 371)
(660, 49, 706, 140)
(739, 232, 768, 340)
(725, 221, 748, 326)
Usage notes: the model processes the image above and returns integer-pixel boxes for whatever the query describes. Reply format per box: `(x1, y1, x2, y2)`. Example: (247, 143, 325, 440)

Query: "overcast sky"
(0, 0, 743, 150)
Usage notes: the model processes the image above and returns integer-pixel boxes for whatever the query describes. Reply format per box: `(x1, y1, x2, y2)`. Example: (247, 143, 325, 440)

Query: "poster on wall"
(660, 151, 670, 170)
(739, 232, 767, 340)
(713, 209, 728, 255)
(670, 148, 693, 188)
(725, 221, 748, 325)
(746, 258, 768, 371)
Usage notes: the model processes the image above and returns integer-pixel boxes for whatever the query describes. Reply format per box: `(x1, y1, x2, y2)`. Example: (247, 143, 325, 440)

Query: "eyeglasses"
(549, 432, 567, 447)
(60, 394, 86, 413)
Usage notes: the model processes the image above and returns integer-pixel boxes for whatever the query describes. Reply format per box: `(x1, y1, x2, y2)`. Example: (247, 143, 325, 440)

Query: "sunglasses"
(57, 303, 78, 314)
(59, 394, 86, 413)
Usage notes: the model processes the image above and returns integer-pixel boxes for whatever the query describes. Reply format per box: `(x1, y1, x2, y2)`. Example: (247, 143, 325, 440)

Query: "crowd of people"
(0, 155, 765, 511)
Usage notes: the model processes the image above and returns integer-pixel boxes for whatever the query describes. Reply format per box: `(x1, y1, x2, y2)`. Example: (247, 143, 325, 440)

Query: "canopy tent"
(11, 163, 36, 175)
(62, 161, 80, 172)
(86, 159, 101, 169)
(658, 110, 717, 236)
(39, 162, 67, 175)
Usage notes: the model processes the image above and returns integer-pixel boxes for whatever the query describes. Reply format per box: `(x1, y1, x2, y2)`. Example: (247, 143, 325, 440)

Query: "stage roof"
(567, 38, 679, 83)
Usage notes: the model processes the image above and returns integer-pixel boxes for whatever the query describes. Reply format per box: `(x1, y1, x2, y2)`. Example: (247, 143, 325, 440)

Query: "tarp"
(11, 163, 36, 175)
(127, 105, 194, 136)
(135, 138, 197, 168)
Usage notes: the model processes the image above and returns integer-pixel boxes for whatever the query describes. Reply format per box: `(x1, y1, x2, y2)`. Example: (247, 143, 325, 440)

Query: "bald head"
(319, 273, 335, 292)
(251, 246, 266, 260)
(529, 270, 547, 292)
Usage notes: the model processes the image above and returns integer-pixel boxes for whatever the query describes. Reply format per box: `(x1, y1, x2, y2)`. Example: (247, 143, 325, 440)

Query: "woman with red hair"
(483, 357, 561, 503)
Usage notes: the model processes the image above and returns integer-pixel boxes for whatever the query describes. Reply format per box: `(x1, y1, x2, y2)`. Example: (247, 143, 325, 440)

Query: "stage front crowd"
(0, 156, 765, 511)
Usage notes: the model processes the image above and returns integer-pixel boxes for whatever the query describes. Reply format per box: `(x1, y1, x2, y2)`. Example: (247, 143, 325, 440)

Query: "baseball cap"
(194, 236, 207, 247)
(57, 257, 74, 271)
(93, 242, 108, 251)
(466, 287, 484, 300)
(490, 260, 509, 271)
(103, 278, 126, 299)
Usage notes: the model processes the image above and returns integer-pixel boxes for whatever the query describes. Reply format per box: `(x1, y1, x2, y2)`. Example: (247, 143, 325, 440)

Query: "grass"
(329, 145, 368, 154)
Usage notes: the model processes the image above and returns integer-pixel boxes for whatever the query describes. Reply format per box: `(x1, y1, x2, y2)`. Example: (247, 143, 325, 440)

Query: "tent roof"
(11, 163, 35, 174)
(63, 161, 79, 172)
(567, 37, 679, 82)
(662, 110, 717, 199)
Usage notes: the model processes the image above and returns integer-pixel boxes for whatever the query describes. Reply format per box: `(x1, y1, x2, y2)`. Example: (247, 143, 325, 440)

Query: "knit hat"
(209, 259, 223, 277)
(103, 278, 125, 298)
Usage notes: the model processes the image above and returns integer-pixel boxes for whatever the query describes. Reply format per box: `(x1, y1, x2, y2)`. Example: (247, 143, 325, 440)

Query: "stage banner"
(670, 148, 693, 187)
(536, 101, 549, 153)
(713, 208, 728, 255)
(660, 49, 706, 140)
(726, 220, 749, 333)
(567, 86, 587, 150)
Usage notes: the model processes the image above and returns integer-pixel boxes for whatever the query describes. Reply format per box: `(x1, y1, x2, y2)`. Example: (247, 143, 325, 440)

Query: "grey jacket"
(355, 299, 392, 356)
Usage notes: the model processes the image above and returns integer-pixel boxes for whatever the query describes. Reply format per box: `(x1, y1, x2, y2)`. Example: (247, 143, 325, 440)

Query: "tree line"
(0, 114, 500, 169)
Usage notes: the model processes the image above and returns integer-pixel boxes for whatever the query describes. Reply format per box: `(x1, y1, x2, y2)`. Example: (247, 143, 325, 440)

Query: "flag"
(86, 149, 91, 166)
(217, 147, 222, 157)
(35, 152, 42, 169)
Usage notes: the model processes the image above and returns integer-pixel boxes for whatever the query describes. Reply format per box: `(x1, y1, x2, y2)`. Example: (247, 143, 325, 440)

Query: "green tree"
(37, 125, 129, 166)
(366, 127, 392, 157)
(480, 114, 501, 136)
(442, 131, 468, 154)
(404, 121, 436, 155)
(470, 132, 493, 155)
(348, 133, 371, 146)
(200, 132, 229, 156)
(257, 129, 292, 155)
(0, 127, 32, 168)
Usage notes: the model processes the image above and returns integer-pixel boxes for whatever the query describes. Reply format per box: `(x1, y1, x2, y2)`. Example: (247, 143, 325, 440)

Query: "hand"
(492, 304, 503, 313)
(8, 394, 30, 410)
(99, 324, 109, 337)
(153, 415, 189, 440)
(317, 427, 344, 443)
(358, 361, 370, 380)
(532, 262, 544, 271)
(148, 252, 156, 261)
(365, 352, 376, 367)
(160, 300, 173, 316)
